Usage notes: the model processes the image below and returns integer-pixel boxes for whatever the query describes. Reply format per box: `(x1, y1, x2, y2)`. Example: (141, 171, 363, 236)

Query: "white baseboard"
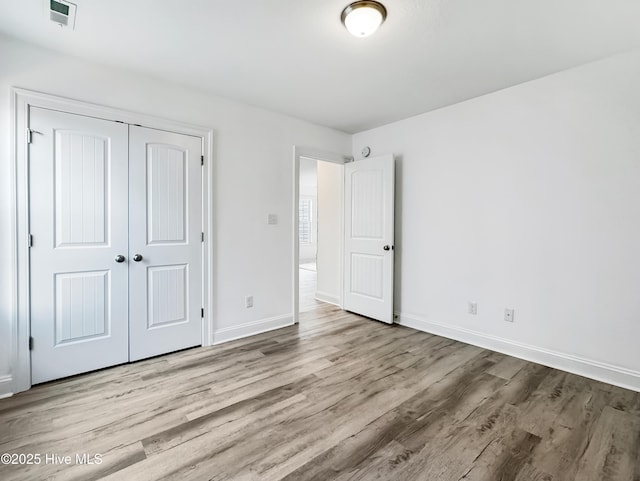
(397, 312, 640, 393)
(314, 291, 340, 307)
(212, 314, 294, 345)
(0, 375, 13, 399)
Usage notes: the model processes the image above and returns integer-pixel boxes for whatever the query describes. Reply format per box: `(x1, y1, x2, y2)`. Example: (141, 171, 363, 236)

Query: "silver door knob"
(133, 254, 143, 262)
(114, 255, 126, 263)
(383, 245, 391, 251)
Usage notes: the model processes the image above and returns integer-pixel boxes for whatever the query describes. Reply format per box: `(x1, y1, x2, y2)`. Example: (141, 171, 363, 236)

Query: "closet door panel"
(29, 107, 129, 384)
(128, 126, 203, 361)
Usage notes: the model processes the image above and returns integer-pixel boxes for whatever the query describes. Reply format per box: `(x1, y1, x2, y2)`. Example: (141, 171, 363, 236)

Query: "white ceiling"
(1, 0, 640, 133)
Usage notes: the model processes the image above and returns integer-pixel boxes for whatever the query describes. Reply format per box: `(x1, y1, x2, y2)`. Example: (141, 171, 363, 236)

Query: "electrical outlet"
(245, 296, 253, 308)
(468, 302, 477, 315)
(267, 214, 278, 225)
(504, 308, 514, 322)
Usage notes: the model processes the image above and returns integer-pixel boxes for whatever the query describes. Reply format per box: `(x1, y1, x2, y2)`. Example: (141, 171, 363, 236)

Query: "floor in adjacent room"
(1, 290, 639, 480)
(299, 265, 324, 313)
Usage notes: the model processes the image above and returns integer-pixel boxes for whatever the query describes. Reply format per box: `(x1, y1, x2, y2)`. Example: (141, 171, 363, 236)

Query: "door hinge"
(201, 155, 204, 166)
(27, 128, 43, 143)
(201, 308, 204, 318)
(201, 232, 204, 242)
(29, 336, 33, 350)
(28, 234, 33, 248)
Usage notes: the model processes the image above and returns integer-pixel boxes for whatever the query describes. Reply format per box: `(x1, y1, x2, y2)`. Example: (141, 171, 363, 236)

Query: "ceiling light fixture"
(341, 1, 387, 38)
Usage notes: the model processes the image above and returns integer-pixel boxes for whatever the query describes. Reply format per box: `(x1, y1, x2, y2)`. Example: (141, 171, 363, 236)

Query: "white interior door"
(343, 155, 395, 323)
(128, 126, 203, 361)
(29, 107, 130, 384)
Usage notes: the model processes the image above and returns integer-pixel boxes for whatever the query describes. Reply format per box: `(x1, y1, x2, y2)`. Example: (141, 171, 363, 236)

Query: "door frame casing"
(9, 87, 214, 395)
(292, 146, 350, 323)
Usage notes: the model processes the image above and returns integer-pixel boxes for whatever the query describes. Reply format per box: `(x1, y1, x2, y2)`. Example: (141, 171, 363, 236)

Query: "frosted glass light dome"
(341, 1, 387, 38)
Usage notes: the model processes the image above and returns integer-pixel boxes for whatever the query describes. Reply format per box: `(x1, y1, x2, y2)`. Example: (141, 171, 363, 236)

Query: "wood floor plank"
(573, 405, 640, 481)
(279, 354, 503, 481)
(485, 354, 528, 380)
(360, 364, 549, 481)
(1, 286, 639, 481)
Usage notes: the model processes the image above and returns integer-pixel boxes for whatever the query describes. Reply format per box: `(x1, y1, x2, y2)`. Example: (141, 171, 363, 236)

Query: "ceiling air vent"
(49, 0, 77, 29)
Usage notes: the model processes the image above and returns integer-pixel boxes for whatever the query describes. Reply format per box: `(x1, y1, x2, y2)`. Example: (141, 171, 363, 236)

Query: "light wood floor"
(1, 298, 640, 480)
(299, 268, 323, 313)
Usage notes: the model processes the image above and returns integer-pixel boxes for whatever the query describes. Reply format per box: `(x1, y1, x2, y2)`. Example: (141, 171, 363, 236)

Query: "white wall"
(299, 158, 317, 263)
(316, 161, 343, 305)
(0, 35, 350, 395)
(353, 51, 640, 390)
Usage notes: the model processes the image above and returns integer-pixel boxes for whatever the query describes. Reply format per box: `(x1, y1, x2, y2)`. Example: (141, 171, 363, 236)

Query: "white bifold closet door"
(128, 126, 203, 361)
(30, 108, 130, 384)
(30, 108, 203, 384)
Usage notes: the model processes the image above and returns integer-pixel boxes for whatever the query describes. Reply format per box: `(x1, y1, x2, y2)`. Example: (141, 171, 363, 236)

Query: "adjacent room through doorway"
(298, 157, 320, 312)
(296, 155, 344, 316)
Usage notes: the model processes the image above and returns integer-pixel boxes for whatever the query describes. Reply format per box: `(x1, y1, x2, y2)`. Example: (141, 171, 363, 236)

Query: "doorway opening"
(298, 157, 319, 312)
(292, 147, 349, 323)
